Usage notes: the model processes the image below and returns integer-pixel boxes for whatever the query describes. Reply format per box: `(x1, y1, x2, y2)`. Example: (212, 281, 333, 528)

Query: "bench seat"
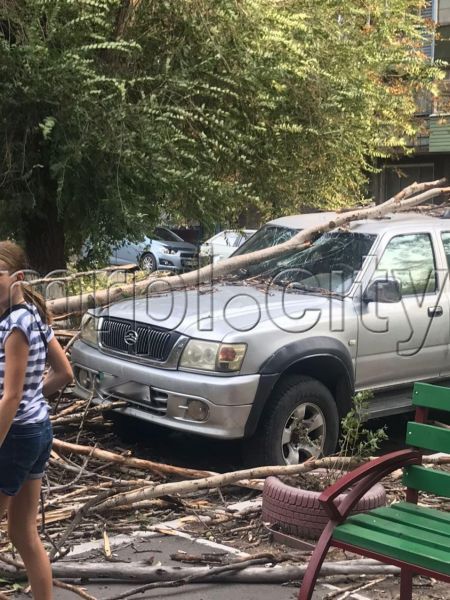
(332, 502, 450, 579)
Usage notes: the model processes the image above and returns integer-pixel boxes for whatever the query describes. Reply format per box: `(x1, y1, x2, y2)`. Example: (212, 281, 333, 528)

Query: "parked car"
(72, 212, 448, 466)
(200, 229, 256, 263)
(110, 227, 198, 272)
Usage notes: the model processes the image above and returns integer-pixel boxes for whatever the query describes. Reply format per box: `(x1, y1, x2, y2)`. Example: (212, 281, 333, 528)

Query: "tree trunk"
(23, 194, 66, 274)
(0, 559, 400, 584)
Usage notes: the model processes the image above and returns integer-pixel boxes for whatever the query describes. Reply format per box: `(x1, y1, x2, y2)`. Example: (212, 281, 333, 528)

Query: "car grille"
(100, 318, 177, 361)
(180, 252, 197, 258)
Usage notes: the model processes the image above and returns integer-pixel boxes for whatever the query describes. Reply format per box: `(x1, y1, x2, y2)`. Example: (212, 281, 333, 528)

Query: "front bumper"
(71, 340, 259, 439)
(156, 254, 198, 271)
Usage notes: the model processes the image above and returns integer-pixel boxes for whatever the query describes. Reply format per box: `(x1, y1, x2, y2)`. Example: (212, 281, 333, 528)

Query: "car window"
(152, 227, 184, 242)
(209, 232, 226, 244)
(224, 231, 240, 246)
(232, 225, 298, 257)
(441, 232, 450, 269)
(374, 233, 437, 295)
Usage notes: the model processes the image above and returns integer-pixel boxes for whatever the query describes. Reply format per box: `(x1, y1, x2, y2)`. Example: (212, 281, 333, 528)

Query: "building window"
(439, 0, 450, 24)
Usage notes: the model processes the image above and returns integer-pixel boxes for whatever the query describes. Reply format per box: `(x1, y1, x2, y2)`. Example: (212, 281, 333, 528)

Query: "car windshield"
(232, 225, 298, 256)
(241, 231, 377, 294)
(152, 227, 184, 242)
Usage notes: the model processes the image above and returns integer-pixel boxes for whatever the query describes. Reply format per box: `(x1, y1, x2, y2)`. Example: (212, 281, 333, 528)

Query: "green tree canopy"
(0, 0, 441, 272)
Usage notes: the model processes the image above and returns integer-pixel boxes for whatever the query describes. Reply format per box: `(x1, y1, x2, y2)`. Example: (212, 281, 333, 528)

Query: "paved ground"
(11, 514, 447, 600)
(34, 534, 367, 600)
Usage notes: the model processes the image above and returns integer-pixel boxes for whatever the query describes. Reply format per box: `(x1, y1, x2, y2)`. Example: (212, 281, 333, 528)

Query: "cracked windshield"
(238, 231, 377, 294)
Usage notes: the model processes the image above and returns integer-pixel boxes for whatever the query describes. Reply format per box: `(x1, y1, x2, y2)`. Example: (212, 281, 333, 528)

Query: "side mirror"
(363, 278, 402, 304)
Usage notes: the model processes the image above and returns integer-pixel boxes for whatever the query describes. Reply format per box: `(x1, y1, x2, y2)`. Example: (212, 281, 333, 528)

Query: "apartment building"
(374, 0, 450, 202)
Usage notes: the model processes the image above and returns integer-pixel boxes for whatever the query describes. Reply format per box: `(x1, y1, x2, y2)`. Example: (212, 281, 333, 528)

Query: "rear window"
(232, 225, 298, 257)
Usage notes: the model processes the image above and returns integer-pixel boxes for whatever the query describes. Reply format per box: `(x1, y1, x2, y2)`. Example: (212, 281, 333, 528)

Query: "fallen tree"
(0, 558, 400, 584)
(47, 179, 450, 316)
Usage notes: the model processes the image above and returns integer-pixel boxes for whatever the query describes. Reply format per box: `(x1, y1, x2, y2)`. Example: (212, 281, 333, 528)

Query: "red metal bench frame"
(298, 396, 450, 600)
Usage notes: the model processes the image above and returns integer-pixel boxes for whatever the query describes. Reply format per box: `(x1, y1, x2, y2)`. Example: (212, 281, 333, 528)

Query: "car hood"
(146, 238, 197, 253)
(101, 283, 338, 341)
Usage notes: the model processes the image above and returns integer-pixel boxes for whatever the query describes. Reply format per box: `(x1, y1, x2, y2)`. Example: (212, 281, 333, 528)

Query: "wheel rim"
(141, 255, 155, 271)
(281, 402, 326, 464)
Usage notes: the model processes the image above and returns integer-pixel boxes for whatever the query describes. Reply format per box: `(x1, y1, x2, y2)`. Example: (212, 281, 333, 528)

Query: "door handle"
(428, 306, 443, 317)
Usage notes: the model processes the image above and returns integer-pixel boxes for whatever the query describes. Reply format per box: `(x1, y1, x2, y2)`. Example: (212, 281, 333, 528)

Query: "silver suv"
(71, 213, 450, 465)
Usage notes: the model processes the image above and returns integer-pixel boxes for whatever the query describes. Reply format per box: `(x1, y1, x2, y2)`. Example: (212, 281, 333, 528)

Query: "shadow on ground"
(107, 412, 420, 473)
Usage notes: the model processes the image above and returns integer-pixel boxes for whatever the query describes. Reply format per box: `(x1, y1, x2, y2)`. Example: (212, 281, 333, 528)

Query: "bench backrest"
(402, 382, 450, 499)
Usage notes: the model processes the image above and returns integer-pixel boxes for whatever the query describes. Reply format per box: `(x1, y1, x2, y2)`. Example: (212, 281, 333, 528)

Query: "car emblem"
(124, 330, 139, 345)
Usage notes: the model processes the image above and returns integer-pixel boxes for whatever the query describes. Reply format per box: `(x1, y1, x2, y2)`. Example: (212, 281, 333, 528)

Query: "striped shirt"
(0, 303, 54, 423)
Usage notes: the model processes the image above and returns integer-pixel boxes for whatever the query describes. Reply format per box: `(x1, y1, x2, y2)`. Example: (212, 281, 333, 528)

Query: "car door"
(115, 240, 140, 266)
(438, 230, 450, 376)
(355, 231, 450, 389)
(212, 231, 240, 262)
(210, 232, 227, 261)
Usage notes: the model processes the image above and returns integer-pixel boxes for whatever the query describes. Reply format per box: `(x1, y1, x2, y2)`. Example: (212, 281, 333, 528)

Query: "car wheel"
(139, 252, 156, 272)
(243, 375, 339, 466)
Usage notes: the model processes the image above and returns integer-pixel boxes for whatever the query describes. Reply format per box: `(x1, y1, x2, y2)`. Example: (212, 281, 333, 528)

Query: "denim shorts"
(0, 418, 53, 496)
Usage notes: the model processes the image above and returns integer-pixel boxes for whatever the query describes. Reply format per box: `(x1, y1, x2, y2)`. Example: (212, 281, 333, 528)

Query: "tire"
(139, 252, 156, 272)
(262, 476, 387, 540)
(243, 375, 339, 466)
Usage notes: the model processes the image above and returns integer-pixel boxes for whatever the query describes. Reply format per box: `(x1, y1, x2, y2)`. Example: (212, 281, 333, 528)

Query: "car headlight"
(180, 340, 247, 372)
(80, 313, 99, 347)
(160, 246, 177, 255)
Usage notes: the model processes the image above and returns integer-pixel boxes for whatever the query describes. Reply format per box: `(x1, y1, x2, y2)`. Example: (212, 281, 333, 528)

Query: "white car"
(200, 229, 256, 263)
(231, 212, 338, 258)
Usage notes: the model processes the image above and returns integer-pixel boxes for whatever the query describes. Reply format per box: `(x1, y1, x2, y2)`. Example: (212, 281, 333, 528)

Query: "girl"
(0, 241, 73, 600)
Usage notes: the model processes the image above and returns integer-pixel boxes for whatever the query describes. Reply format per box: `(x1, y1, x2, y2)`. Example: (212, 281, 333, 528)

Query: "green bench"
(299, 382, 450, 600)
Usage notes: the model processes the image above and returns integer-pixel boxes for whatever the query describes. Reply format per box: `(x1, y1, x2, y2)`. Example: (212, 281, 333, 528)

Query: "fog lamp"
(77, 368, 94, 390)
(185, 399, 209, 422)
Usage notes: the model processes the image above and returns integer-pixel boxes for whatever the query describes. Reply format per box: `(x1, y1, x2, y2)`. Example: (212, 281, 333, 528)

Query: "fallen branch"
(0, 559, 400, 584)
(89, 456, 362, 513)
(52, 438, 214, 479)
(51, 401, 127, 426)
(328, 576, 391, 600)
(60, 559, 401, 582)
(32, 264, 137, 286)
(102, 555, 273, 599)
(87, 451, 450, 514)
(0, 554, 98, 600)
(54, 580, 98, 600)
(49, 489, 119, 561)
(47, 179, 450, 315)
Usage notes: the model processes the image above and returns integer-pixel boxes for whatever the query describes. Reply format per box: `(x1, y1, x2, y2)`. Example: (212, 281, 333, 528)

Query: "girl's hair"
(0, 241, 52, 324)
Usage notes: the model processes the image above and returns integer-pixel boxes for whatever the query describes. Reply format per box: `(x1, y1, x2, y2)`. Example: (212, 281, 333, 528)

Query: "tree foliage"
(0, 0, 442, 270)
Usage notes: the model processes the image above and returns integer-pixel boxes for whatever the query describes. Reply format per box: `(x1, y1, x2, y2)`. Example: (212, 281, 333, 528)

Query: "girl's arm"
(42, 337, 73, 398)
(0, 329, 29, 446)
